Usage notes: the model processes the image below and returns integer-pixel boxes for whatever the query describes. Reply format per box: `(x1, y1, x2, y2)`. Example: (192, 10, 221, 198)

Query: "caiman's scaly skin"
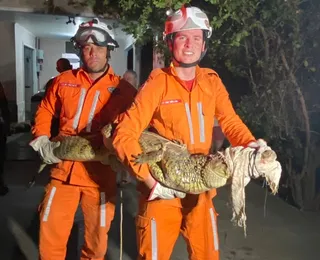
(131, 131, 231, 194)
(102, 124, 231, 194)
(34, 124, 231, 193)
(52, 135, 108, 162)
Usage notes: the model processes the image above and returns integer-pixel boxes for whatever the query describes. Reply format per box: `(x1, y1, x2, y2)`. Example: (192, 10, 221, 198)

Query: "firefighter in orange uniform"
(30, 18, 136, 260)
(112, 5, 266, 260)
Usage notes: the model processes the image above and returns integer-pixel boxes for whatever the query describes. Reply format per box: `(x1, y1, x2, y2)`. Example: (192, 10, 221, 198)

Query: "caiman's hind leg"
(101, 124, 113, 138)
(132, 143, 166, 165)
(101, 124, 114, 152)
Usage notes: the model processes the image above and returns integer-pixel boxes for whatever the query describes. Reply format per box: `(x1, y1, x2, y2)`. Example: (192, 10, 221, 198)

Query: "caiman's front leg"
(132, 143, 165, 165)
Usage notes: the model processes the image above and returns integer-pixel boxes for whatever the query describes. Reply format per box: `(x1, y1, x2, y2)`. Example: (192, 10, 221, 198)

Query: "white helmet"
(72, 18, 119, 49)
(163, 5, 212, 40)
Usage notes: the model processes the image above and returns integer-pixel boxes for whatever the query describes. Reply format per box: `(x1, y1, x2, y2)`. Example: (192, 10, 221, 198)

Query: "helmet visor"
(75, 27, 119, 48)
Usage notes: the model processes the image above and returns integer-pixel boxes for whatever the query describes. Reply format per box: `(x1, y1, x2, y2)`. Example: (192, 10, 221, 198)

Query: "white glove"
(148, 182, 186, 201)
(29, 136, 61, 164)
(247, 139, 268, 151)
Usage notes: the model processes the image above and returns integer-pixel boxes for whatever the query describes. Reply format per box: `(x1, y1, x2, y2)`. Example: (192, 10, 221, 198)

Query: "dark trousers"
(0, 135, 7, 185)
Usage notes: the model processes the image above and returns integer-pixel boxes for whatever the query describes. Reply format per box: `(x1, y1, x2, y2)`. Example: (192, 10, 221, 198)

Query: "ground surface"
(1, 133, 319, 260)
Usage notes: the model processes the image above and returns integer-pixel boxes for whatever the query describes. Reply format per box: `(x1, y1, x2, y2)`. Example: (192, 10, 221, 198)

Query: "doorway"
(24, 46, 34, 121)
(140, 41, 153, 85)
(127, 47, 133, 70)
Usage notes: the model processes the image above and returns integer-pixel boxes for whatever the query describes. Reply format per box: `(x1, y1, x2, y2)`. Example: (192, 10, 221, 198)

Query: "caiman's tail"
(27, 162, 47, 189)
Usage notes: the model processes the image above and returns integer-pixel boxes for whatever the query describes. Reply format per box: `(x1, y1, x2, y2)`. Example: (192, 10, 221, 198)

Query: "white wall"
(38, 38, 66, 90)
(14, 23, 36, 122)
(109, 38, 128, 77)
(121, 32, 135, 51)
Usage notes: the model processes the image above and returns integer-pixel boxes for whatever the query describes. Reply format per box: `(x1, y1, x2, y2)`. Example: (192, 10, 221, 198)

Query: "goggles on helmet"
(73, 27, 119, 49)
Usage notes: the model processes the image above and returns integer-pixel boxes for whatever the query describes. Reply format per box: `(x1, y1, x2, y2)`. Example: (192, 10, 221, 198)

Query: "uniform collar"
(169, 63, 205, 79)
(76, 65, 115, 81)
(169, 63, 207, 91)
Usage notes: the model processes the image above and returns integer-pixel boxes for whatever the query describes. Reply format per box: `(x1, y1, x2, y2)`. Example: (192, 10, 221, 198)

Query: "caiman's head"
(254, 148, 282, 194)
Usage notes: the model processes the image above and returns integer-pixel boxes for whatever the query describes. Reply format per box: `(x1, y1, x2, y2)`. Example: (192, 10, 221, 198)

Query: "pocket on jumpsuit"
(159, 103, 185, 138)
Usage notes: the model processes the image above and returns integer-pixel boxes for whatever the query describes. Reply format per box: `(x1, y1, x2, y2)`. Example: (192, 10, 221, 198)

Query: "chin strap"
(173, 49, 207, 68)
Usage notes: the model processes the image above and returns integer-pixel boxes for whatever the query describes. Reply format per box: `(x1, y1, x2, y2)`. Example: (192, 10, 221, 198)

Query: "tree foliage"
(64, 0, 320, 210)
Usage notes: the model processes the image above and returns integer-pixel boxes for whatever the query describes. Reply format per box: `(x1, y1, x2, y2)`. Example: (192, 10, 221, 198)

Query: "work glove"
(29, 136, 61, 164)
(148, 182, 186, 201)
(245, 139, 269, 186)
(247, 139, 268, 151)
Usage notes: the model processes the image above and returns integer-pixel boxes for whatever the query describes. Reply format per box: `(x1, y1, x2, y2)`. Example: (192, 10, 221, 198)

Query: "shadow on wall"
(0, 62, 18, 122)
(0, 82, 17, 123)
(0, 62, 16, 100)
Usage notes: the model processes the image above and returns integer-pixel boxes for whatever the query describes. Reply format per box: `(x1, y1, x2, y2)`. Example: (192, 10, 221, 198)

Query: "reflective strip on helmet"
(164, 6, 212, 39)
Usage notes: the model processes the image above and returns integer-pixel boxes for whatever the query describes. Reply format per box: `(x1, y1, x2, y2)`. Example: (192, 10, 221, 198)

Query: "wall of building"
(109, 38, 128, 77)
(14, 22, 36, 122)
(0, 0, 94, 16)
(38, 38, 66, 90)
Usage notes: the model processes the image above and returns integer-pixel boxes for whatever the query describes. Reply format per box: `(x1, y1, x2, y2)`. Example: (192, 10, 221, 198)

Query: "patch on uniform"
(59, 82, 80, 88)
(161, 99, 182, 105)
(108, 87, 116, 93)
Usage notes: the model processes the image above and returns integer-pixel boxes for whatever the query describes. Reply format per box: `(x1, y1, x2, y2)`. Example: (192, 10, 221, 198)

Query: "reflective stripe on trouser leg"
(100, 192, 106, 227)
(151, 218, 158, 260)
(42, 187, 56, 222)
(209, 208, 219, 251)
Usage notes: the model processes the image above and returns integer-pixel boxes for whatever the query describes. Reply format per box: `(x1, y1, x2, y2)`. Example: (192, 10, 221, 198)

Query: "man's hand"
(148, 182, 186, 201)
(247, 139, 268, 151)
(29, 136, 61, 164)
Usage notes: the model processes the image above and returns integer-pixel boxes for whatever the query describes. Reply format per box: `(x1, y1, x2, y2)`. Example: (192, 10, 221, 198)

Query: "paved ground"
(1, 133, 320, 260)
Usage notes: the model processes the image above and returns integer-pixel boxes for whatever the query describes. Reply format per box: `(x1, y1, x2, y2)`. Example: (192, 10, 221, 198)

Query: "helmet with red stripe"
(71, 18, 119, 50)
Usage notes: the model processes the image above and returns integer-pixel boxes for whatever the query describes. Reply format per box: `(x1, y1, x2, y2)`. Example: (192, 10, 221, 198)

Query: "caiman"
(31, 124, 281, 197)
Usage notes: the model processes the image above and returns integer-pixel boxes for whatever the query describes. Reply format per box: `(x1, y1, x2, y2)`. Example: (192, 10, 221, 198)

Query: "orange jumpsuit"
(112, 65, 255, 260)
(32, 67, 137, 260)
